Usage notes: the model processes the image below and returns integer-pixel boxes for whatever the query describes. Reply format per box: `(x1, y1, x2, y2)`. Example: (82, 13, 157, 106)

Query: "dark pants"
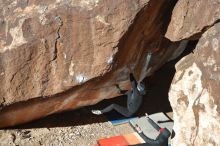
(100, 74, 142, 117)
(100, 103, 133, 117)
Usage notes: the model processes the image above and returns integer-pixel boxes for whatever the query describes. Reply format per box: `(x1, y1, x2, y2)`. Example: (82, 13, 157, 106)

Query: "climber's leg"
(92, 104, 132, 117)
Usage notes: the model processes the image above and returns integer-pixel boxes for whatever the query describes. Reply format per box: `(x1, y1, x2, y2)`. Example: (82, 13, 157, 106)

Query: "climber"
(91, 52, 152, 117)
(92, 73, 146, 117)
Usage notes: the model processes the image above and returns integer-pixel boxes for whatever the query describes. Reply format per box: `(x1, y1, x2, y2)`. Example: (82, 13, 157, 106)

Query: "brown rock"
(165, 0, 220, 41)
(169, 22, 220, 145)
(1, 0, 145, 105)
(0, 0, 179, 128)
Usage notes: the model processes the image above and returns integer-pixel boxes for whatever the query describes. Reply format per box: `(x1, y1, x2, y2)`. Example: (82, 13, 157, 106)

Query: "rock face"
(166, 0, 220, 41)
(169, 22, 220, 146)
(167, 1, 220, 145)
(0, 0, 147, 106)
(1, 2, 219, 146)
(0, 0, 179, 128)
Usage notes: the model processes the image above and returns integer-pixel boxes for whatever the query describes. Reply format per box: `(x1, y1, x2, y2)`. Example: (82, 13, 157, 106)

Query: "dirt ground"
(0, 122, 134, 146)
(0, 54, 181, 146)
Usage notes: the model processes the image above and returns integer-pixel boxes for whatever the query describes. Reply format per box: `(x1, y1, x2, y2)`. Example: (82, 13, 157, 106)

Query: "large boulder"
(0, 0, 149, 106)
(165, 0, 220, 41)
(0, 0, 178, 128)
(169, 22, 220, 146)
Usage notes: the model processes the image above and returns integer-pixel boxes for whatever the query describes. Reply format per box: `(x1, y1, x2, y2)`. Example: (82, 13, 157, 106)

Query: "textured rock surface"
(0, 0, 148, 105)
(0, 0, 179, 128)
(166, 0, 220, 41)
(169, 22, 220, 146)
